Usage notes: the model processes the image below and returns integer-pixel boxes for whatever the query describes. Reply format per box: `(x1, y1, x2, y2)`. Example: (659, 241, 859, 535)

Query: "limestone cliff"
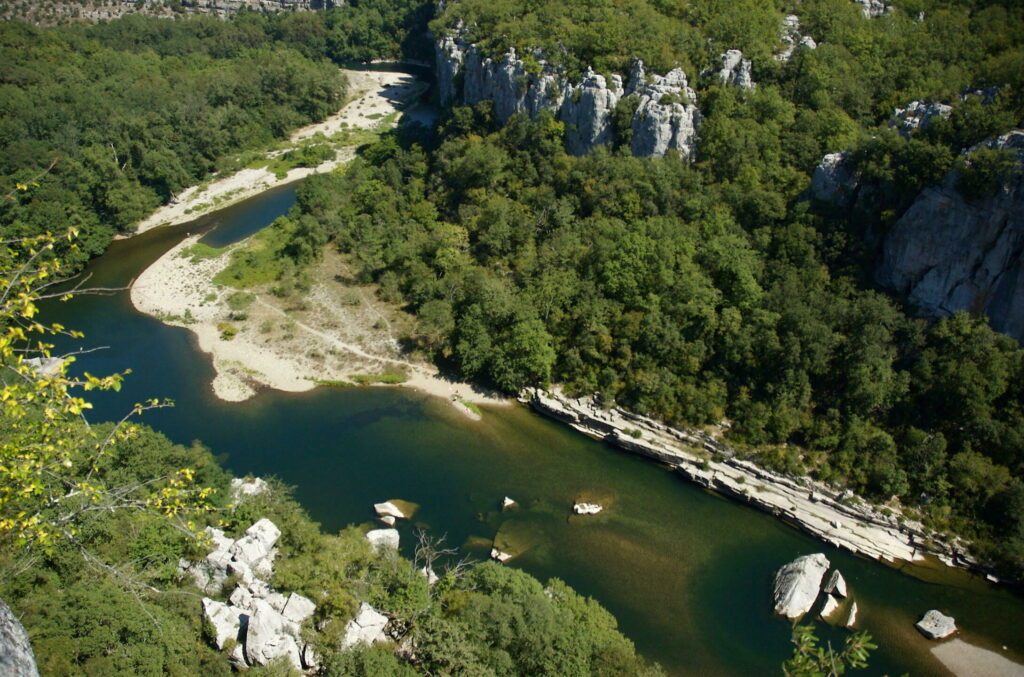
(2, 0, 327, 25)
(0, 600, 38, 677)
(434, 37, 701, 159)
(876, 130, 1024, 341)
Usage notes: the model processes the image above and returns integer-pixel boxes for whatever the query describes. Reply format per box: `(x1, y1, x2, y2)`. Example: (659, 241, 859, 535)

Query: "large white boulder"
(341, 603, 389, 649)
(490, 548, 512, 563)
(916, 610, 957, 639)
(282, 593, 317, 625)
(772, 553, 831, 620)
(366, 529, 400, 553)
(202, 598, 246, 650)
(245, 599, 303, 670)
(230, 519, 281, 571)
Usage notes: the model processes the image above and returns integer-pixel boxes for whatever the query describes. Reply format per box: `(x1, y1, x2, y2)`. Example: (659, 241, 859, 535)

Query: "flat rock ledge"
(916, 610, 957, 640)
(773, 553, 830, 620)
(527, 388, 982, 576)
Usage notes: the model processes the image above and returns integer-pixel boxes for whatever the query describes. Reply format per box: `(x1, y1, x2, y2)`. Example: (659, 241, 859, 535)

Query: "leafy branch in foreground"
(783, 624, 876, 677)
(0, 228, 213, 553)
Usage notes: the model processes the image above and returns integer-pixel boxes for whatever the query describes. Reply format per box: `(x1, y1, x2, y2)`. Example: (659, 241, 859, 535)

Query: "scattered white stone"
(374, 501, 406, 519)
(502, 496, 516, 509)
(23, 356, 65, 378)
(824, 570, 848, 598)
(230, 477, 269, 501)
(573, 502, 603, 515)
(845, 601, 859, 628)
(891, 100, 952, 136)
(714, 49, 754, 88)
(772, 553, 831, 620)
(916, 610, 957, 640)
(420, 566, 440, 585)
(820, 594, 841, 620)
(202, 597, 245, 650)
(490, 548, 512, 563)
(341, 603, 389, 649)
(366, 528, 400, 553)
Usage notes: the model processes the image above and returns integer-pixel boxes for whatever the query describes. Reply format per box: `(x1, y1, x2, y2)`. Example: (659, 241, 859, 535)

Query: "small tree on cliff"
(0, 219, 212, 557)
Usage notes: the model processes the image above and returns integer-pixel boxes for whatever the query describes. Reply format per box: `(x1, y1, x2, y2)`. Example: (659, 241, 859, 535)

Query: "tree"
(783, 624, 875, 677)
(0, 227, 211, 555)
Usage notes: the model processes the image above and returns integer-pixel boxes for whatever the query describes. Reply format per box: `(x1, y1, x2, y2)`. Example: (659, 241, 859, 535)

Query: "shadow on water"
(39, 176, 1024, 677)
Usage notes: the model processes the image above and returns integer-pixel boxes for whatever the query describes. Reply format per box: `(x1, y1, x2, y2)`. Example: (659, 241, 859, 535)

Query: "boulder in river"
(491, 548, 512, 563)
(772, 553, 831, 620)
(366, 528, 400, 553)
(845, 601, 858, 628)
(820, 594, 841, 621)
(379, 515, 396, 527)
(374, 501, 406, 520)
(573, 502, 603, 515)
(824, 570, 848, 598)
(916, 610, 957, 639)
(502, 496, 516, 510)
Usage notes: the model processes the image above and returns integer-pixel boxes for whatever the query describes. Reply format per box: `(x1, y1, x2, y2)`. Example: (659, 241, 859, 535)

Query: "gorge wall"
(1, 0, 328, 25)
(435, 37, 702, 159)
(813, 129, 1024, 342)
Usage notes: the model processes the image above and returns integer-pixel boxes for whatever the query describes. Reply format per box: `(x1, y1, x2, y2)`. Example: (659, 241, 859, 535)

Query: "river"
(41, 167, 1024, 677)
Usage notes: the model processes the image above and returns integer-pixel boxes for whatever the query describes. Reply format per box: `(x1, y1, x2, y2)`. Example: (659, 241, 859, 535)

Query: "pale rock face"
(714, 50, 754, 88)
(202, 598, 246, 650)
(772, 553, 831, 620)
(420, 566, 440, 585)
(916, 609, 957, 639)
(374, 501, 406, 519)
(876, 130, 1024, 342)
(366, 528, 400, 552)
(0, 598, 39, 677)
(776, 15, 817, 62)
(341, 603, 390, 649)
(630, 68, 702, 160)
(561, 69, 623, 155)
(810, 151, 859, 208)
(890, 100, 952, 136)
(245, 600, 304, 670)
(824, 570, 848, 598)
(856, 0, 890, 18)
(435, 38, 701, 159)
(282, 593, 317, 625)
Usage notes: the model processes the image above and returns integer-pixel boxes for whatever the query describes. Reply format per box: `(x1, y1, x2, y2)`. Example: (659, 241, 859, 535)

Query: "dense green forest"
(0, 2, 432, 268)
(274, 0, 1024, 577)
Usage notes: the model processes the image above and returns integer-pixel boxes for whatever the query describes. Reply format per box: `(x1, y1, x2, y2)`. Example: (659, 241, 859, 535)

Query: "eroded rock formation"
(0, 600, 38, 677)
(434, 37, 700, 159)
(772, 553, 831, 620)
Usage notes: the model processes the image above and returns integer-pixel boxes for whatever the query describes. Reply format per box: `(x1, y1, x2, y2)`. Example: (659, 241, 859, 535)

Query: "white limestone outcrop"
(341, 603, 390, 649)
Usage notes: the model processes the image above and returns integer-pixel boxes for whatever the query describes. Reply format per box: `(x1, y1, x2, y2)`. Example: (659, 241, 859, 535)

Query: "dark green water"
(43, 185, 1024, 676)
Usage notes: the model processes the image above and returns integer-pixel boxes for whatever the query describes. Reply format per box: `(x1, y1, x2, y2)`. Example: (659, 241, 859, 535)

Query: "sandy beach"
(131, 70, 426, 236)
(131, 236, 505, 417)
(932, 639, 1024, 677)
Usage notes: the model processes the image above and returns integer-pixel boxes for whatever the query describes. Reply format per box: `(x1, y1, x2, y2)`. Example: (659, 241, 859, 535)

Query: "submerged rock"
(916, 610, 957, 639)
(772, 553, 830, 620)
(820, 594, 841, 620)
(379, 515, 396, 526)
(341, 603, 389, 649)
(502, 496, 517, 510)
(366, 528, 400, 552)
(845, 601, 859, 628)
(573, 502, 604, 515)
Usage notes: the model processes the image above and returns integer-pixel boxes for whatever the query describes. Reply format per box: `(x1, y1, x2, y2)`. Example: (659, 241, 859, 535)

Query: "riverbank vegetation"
(0, 233, 659, 676)
(281, 0, 1024, 578)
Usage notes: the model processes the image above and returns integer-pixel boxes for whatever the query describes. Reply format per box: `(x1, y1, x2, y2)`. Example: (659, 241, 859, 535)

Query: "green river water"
(41, 181, 1024, 676)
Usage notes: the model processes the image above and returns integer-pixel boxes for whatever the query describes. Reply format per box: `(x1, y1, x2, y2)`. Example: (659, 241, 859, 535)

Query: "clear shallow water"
(42, 185, 1024, 676)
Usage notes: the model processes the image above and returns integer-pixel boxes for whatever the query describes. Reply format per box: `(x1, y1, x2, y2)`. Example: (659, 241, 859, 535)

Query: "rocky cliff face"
(0, 600, 38, 677)
(435, 38, 701, 159)
(876, 130, 1024, 341)
(2, 0, 326, 25)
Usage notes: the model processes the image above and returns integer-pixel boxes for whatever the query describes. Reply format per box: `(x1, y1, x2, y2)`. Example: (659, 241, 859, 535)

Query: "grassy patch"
(218, 322, 238, 340)
(315, 379, 354, 388)
(350, 368, 408, 385)
(180, 242, 224, 262)
(213, 219, 295, 289)
(460, 400, 483, 417)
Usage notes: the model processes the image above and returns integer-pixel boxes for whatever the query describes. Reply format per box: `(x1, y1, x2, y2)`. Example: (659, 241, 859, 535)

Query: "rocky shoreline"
(526, 387, 991, 579)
